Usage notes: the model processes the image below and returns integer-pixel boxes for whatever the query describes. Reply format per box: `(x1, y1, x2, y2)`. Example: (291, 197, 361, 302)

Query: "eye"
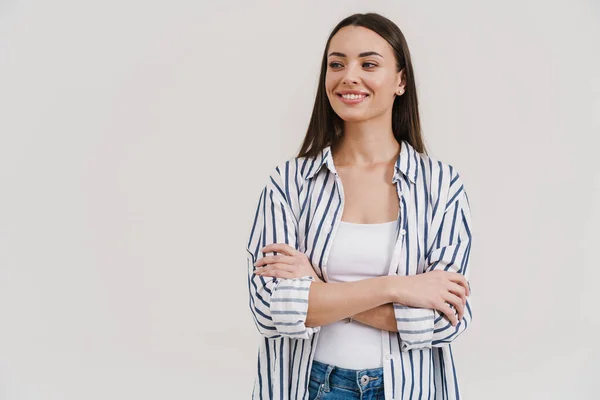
(328, 61, 378, 69)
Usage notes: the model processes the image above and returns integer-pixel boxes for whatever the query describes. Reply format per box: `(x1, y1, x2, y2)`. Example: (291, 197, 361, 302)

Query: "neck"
(332, 119, 400, 168)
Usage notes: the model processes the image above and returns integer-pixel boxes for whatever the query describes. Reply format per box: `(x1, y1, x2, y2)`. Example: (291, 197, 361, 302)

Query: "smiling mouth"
(337, 93, 369, 100)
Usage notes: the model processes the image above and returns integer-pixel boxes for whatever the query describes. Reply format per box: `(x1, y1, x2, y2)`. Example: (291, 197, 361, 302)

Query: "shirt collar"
(305, 140, 419, 184)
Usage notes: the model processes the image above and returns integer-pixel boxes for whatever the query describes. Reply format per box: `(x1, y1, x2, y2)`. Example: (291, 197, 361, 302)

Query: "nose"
(341, 63, 361, 85)
(343, 76, 358, 85)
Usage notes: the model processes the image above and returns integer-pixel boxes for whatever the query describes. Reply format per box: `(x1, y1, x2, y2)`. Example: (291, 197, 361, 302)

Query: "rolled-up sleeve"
(394, 174, 473, 351)
(246, 169, 320, 339)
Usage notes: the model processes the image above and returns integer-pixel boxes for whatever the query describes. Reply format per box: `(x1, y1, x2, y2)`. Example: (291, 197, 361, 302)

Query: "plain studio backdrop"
(0, 1, 598, 399)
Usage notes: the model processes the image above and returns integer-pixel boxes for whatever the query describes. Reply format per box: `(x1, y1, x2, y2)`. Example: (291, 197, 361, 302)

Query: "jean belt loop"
(323, 364, 335, 392)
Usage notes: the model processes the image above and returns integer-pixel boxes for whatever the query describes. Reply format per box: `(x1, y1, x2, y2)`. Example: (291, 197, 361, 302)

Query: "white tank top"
(313, 219, 397, 369)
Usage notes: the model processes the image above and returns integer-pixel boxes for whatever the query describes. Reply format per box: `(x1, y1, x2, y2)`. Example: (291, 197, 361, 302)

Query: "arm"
(246, 168, 397, 339)
(393, 174, 473, 351)
(305, 277, 396, 328)
(352, 303, 398, 332)
(246, 169, 314, 339)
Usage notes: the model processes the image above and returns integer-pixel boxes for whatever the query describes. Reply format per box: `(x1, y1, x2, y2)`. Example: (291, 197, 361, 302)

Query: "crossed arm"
(353, 303, 398, 332)
(253, 240, 404, 332)
(247, 169, 473, 349)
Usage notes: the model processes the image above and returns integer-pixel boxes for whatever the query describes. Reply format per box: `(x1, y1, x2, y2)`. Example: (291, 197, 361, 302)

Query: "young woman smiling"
(247, 12, 473, 400)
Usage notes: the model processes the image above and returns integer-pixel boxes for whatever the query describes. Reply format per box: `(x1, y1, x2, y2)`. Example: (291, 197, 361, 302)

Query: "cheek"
(325, 80, 339, 105)
(370, 83, 398, 105)
(366, 77, 388, 94)
(325, 75, 336, 94)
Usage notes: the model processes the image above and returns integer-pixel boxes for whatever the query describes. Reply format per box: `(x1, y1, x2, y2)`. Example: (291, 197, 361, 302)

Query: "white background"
(1, 1, 599, 398)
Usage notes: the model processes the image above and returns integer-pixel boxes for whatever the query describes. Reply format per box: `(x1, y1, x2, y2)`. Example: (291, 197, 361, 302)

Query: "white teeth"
(341, 93, 366, 100)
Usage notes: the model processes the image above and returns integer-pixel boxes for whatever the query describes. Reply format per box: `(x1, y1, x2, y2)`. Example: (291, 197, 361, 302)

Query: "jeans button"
(360, 375, 369, 385)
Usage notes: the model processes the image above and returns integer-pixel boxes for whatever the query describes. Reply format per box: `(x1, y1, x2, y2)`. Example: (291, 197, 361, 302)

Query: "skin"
(253, 26, 469, 329)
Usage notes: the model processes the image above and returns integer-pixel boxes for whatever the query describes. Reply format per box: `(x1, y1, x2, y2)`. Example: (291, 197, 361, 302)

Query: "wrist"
(383, 275, 404, 303)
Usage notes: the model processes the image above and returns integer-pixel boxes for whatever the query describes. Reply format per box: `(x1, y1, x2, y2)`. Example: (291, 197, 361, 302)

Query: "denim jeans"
(308, 360, 385, 400)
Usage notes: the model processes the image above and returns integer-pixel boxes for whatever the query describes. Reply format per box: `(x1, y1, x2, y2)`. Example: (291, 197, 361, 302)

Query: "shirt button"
(400, 229, 406, 236)
(384, 354, 392, 361)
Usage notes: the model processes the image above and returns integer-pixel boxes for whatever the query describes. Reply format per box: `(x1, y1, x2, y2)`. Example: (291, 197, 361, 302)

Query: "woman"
(246, 12, 473, 400)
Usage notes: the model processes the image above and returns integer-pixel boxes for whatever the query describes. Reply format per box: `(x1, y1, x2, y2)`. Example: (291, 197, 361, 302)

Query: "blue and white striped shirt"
(246, 140, 473, 400)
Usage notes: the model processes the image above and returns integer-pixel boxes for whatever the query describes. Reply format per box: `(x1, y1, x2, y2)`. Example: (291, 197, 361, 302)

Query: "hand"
(392, 271, 470, 326)
(253, 243, 324, 283)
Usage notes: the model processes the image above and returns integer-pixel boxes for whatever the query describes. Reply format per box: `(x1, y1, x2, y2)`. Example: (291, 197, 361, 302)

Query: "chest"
(296, 171, 423, 280)
(290, 158, 452, 282)
(337, 168, 400, 224)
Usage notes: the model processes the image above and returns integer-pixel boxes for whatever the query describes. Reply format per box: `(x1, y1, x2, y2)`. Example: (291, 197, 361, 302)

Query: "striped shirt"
(246, 140, 473, 400)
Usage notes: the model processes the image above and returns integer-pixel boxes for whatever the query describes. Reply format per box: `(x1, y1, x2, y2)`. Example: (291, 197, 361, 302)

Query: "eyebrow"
(328, 51, 384, 59)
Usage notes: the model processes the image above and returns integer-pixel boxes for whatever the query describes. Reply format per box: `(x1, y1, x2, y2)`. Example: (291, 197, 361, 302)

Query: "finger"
(447, 282, 466, 305)
(443, 293, 464, 321)
(445, 293, 464, 320)
(254, 254, 295, 267)
(255, 263, 295, 273)
(439, 312, 454, 326)
(261, 243, 297, 256)
(254, 263, 296, 275)
(255, 268, 294, 279)
(446, 273, 469, 296)
(437, 301, 458, 326)
(440, 313, 451, 324)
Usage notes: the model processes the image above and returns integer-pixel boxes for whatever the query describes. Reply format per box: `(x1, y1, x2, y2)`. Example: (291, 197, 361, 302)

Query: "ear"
(396, 69, 406, 95)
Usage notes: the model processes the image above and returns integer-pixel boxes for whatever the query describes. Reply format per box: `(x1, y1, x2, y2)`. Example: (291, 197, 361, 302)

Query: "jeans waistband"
(310, 359, 384, 394)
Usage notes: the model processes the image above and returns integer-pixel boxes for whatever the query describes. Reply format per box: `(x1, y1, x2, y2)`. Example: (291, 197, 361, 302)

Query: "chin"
(340, 116, 367, 123)
(335, 110, 370, 123)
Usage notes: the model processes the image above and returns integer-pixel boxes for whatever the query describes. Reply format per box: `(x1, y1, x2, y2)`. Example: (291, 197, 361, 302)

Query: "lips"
(336, 90, 369, 96)
(338, 93, 368, 99)
(336, 91, 369, 104)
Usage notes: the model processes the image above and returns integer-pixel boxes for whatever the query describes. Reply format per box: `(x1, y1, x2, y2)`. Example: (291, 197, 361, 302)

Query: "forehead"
(328, 26, 392, 57)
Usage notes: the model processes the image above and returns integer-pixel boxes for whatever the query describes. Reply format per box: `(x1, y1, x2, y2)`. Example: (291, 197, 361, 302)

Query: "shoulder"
(416, 151, 468, 211)
(416, 150, 457, 181)
(268, 152, 321, 185)
(262, 154, 318, 207)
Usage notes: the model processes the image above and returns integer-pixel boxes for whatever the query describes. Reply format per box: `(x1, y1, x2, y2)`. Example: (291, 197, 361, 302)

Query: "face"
(325, 26, 405, 123)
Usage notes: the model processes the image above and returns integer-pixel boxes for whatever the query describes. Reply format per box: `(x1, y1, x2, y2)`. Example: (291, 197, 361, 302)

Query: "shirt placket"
(382, 180, 410, 400)
(303, 170, 345, 397)
(320, 170, 345, 283)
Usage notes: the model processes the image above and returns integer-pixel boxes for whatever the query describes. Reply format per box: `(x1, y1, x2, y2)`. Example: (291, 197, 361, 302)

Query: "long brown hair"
(297, 13, 427, 158)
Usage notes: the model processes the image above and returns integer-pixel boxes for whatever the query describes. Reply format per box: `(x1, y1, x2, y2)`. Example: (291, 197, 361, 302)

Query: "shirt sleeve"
(393, 173, 473, 351)
(246, 168, 320, 340)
